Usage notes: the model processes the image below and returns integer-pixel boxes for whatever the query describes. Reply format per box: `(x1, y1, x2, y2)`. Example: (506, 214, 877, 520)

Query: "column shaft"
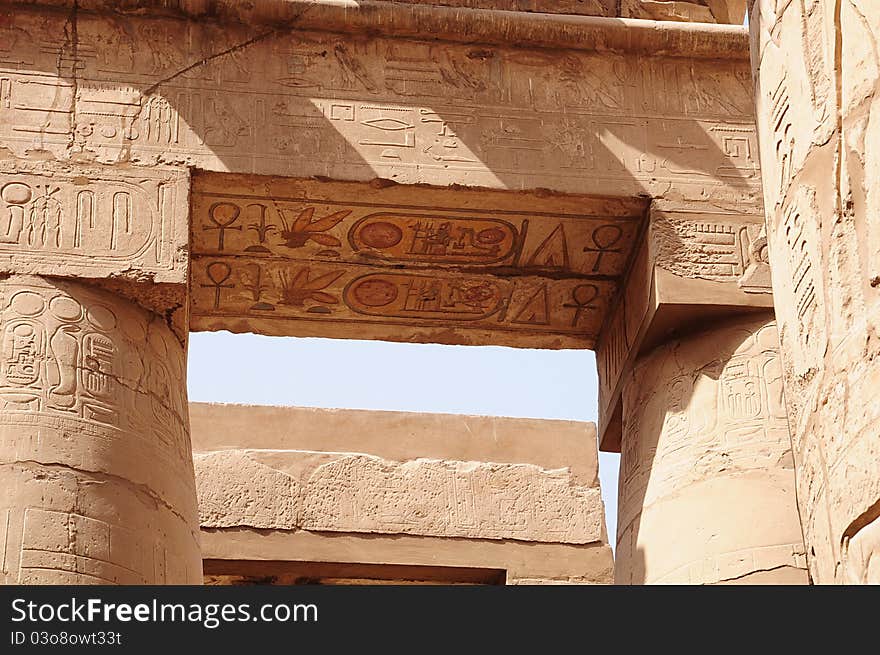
(615, 314, 808, 584)
(0, 276, 201, 584)
(751, 0, 880, 582)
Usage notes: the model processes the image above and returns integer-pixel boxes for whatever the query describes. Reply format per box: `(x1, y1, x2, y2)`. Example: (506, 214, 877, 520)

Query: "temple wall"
(190, 403, 613, 584)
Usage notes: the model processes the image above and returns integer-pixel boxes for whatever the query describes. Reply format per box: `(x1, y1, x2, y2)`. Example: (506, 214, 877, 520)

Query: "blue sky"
(187, 332, 620, 546)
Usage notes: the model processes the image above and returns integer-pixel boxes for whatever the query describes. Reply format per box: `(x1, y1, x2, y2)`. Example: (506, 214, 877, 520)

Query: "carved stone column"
(750, 1, 880, 582)
(0, 162, 197, 584)
(0, 276, 201, 583)
(614, 314, 808, 584)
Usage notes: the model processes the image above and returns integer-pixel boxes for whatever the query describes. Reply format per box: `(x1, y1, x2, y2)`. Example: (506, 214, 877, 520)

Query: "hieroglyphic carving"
(0, 9, 762, 204)
(621, 0, 747, 24)
(194, 450, 605, 545)
(14, 506, 186, 585)
(0, 276, 200, 584)
(190, 176, 643, 347)
(652, 210, 772, 292)
(596, 205, 772, 451)
(751, 0, 880, 583)
(191, 180, 642, 277)
(191, 257, 617, 347)
(0, 163, 188, 283)
(614, 315, 807, 584)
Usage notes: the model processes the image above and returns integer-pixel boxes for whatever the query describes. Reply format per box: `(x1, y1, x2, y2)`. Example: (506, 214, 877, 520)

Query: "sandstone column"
(0, 276, 201, 584)
(0, 161, 197, 584)
(750, 1, 880, 582)
(615, 314, 808, 584)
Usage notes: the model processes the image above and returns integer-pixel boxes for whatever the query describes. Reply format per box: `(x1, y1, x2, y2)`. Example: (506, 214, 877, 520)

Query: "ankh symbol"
(563, 284, 599, 328)
(204, 202, 243, 251)
(583, 224, 623, 273)
(201, 261, 234, 310)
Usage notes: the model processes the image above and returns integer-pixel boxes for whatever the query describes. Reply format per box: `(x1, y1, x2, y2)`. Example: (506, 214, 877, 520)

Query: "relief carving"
(615, 315, 807, 584)
(751, 0, 880, 582)
(0, 276, 200, 584)
(0, 9, 762, 204)
(190, 176, 644, 347)
(195, 450, 604, 545)
(653, 213, 772, 292)
(0, 164, 188, 283)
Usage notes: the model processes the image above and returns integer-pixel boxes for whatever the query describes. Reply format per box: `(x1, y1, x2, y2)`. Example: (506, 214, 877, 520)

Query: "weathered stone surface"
(360, 0, 619, 16)
(1, 4, 759, 208)
(201, 531, 614, 585)
(2, 1, 753, 55)
(622, 0, 747, 23)
(195, 451, 300, 531)
(596, 200, 772, 451)
(396, 0, 747, 23)
(189, 403, 600, 486)
(0, 162, 189, 284)
(191, 403, 612, 583)
(751, 0, 880, 583)
(190, 174, 645, 348)
(614, 314, 808, 584)
(0, 276, 201, 584)
(195, 450, 604, 544)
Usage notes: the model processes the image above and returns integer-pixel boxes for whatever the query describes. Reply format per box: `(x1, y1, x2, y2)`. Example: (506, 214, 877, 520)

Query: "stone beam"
(190, 174, 646, 348)
(2, 3, 760, 206)
(197, 450, 603, 545)
(4, 1, 751, 55)
(190, 403, 612, 585)
(0, 162, 189, 285)
(596, 200, 773, 451)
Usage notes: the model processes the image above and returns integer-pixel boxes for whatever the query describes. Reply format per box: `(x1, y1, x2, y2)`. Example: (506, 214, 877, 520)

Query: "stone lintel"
(3, 4, 761, 205)
(4, 1, 750, 58)
(191, 403, 612, 583)
(201, 530, 614, 585)
(195, 449, 605, 544)
(597, 200, 774, 452)
(189, 402, 600, 486)
(189, 174, 647, 349)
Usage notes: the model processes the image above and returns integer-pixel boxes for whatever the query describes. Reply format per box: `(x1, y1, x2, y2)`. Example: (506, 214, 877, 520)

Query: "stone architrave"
(2, 3, 761, 205)
(621, 0, 747, 22)
(190, 404, 613, 584)
(614, 314, 808, 584)
(595, 200, 773, 452)
(323, 0, 747, 23)
(0, 276, 201, 584)
(195, 451, 604, 545)
(190, 174, 646, 349)
(750, 1, 880, 583)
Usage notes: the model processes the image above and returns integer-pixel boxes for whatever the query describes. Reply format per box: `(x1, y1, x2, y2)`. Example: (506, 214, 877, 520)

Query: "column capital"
(597, 199, 773, 452)
(0, 162, 189, 285)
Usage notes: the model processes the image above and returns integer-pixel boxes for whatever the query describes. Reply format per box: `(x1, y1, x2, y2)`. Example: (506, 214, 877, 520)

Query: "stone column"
(0, 161, 196, 584)
(750, 1, 880, 582)
(0, 276, 200, 584)
(614, 313, 808, 584)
